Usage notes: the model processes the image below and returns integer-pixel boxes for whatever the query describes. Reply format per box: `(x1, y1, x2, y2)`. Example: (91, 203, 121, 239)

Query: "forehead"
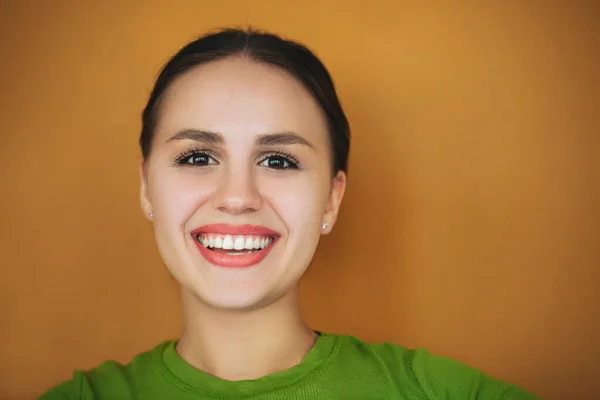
(154, 57, 329, 144)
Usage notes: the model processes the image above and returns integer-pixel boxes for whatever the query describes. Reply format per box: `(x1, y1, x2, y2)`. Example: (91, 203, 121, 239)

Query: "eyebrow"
(166, 129, 224, 145)
(166, 129, 314, 149)
(255, 132, 314, 149)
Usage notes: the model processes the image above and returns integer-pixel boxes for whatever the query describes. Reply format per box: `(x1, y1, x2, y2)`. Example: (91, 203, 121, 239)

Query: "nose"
(212, 167, 263, 215)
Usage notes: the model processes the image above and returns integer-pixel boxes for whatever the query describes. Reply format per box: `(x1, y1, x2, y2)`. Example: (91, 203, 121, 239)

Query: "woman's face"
(140, 57, 346, 311)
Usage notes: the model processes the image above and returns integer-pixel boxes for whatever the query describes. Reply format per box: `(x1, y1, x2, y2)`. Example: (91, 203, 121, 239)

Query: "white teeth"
(222, 235, 234, 250)
(197, 233, 274, 250)
(233, 236, 245, 250)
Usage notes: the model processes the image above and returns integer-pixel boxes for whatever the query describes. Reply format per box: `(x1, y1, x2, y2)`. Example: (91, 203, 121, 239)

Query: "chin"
(202, 293, 278, 312)
(183, 283, 280, 312)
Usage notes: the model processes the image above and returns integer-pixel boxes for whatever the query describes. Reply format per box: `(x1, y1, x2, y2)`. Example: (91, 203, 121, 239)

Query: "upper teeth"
(197, 234, 273, 250)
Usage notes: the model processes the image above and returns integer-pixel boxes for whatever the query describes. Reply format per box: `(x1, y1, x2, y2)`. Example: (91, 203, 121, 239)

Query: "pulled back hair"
(139, 28, 350, 174)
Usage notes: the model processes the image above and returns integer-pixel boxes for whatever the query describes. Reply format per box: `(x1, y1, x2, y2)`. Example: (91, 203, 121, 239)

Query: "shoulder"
(333, 334, 538, 400)
(38, 341, 170, 400)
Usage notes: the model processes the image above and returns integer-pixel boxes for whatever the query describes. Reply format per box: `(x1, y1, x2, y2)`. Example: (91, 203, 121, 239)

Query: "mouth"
(193, 233, 276, 256)
(190, 224, 280, 268)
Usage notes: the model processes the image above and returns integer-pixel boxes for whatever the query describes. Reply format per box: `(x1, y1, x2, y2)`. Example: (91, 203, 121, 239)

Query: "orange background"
(1, 2, 599, 399)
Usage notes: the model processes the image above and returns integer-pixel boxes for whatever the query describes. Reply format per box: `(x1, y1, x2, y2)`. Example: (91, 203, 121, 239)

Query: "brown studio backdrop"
(1, 1, 598, 399)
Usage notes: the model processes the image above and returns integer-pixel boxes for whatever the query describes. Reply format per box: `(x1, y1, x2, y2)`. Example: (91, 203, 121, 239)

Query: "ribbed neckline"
(159, 332, 341, 397)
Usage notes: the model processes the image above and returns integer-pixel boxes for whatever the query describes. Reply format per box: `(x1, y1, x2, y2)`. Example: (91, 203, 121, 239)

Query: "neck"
(175, 288, 317, 381)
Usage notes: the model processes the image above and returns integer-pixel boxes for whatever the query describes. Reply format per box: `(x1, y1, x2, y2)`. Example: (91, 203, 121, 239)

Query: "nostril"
(213, 193, 263, 214)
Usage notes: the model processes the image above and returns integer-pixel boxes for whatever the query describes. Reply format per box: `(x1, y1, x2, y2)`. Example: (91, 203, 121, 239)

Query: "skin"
(139, 56, 346, 380)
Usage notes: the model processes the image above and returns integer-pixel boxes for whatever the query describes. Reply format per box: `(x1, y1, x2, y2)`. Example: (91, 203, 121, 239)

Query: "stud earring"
(322, 222, 328, 231)
(148, 211, 153, 219)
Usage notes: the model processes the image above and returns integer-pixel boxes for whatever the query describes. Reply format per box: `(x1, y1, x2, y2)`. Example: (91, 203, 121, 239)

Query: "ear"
(139, 158, 153, 221)
(321, 171, 347, 234)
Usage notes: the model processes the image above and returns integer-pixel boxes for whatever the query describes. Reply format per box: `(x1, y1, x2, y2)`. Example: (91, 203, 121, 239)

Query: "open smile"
(194, 234, 275, 254)
(190, 224, 280, 268)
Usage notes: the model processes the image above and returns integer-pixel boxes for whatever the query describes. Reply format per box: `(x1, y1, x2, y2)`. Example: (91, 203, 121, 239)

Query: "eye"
(258, 153, 299, 170)
(174, 150, 218, 167)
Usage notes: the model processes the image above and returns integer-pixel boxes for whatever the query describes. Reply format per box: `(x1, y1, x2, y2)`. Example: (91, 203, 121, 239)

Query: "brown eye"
(259, 155, 299, 170)
(174, 150, 218, 167)
(186, 154, 213, 165)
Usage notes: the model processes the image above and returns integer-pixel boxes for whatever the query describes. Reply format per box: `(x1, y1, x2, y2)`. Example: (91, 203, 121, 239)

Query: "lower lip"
(193, 238, 277, 268)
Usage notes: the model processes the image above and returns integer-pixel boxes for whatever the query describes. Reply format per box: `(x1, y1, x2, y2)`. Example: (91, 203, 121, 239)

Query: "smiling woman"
(39, 28, 538, 400)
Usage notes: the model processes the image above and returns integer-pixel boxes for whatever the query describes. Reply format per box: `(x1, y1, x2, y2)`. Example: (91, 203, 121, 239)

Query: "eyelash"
(172, 148, 300, 170)
(259, 151, 300, 170)
(173, 148, 218, 167)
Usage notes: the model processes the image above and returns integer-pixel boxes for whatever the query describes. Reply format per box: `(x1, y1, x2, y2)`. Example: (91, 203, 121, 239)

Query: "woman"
(40, 28, 537, 399)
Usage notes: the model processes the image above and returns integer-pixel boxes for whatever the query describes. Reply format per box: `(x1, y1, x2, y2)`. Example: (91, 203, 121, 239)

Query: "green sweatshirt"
(39, 333, 538, 399)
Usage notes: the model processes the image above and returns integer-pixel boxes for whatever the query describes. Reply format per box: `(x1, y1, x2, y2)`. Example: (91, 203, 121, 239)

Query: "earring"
(322, 222, 328, 231)
(148, 211, 153, 219)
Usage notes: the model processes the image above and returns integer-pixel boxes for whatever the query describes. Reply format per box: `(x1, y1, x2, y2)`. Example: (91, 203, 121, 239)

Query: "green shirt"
(39, 333, 538, 399)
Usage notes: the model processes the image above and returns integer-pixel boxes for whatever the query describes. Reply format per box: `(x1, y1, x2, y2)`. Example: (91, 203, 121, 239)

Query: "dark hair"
(140, 28, 350, 174)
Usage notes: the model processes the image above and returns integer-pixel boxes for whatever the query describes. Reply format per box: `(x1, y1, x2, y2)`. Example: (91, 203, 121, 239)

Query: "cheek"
(261, 173, 330, 233)
(149, 168, 217, 232)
